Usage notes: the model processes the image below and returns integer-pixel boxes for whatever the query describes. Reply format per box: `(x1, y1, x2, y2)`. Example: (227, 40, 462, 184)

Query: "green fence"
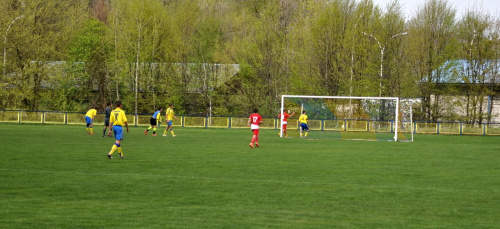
(1, 110, 499, 136)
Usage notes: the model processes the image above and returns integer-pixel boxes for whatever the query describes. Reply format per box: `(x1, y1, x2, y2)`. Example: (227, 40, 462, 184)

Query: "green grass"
(0, 124, 498, 228)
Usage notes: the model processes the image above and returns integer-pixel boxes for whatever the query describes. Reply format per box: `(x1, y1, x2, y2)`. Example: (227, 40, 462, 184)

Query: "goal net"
(280, 95, 413, 141)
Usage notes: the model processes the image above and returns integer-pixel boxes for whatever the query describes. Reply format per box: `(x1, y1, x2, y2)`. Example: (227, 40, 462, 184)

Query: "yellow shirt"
(110, 108, 127, 126)
(86, 109, 97, 118)
(166, 108, 175, 120)
(299, 114, 308, 124)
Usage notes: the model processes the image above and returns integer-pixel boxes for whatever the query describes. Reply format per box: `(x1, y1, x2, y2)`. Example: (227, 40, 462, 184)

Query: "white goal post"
(280, 95, 412, 141)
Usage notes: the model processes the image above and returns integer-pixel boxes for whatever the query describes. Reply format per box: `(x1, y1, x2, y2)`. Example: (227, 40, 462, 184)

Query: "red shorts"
(251, 129, 259, 136)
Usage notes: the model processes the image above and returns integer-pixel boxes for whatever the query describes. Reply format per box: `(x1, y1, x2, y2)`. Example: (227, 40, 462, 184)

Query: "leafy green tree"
(67, 18, 109, 110)
(378, 0, 409, 97)
(406, 0, 458, 121)
(1, 0, 88, 110)
(108, 0, 171, 115)
(457, 10, 498, 124)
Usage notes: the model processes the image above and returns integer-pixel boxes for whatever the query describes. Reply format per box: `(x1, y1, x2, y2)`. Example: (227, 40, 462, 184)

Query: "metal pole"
(379, 47, 384, 97)
(363, 32, 408, 97)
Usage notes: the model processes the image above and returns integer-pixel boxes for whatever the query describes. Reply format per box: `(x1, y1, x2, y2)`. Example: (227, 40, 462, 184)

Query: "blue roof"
(425, 59, 500, 84)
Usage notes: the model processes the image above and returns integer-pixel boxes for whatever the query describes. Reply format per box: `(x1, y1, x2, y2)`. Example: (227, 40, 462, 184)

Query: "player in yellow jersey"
(299, 110, 309, 138)
(163, 104, 178, 137)
(85, 107, 97, 135)
(107, 101, 129, 159)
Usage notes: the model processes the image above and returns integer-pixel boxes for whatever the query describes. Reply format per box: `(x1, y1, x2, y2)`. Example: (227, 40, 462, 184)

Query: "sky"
(371, 0, 500, 18)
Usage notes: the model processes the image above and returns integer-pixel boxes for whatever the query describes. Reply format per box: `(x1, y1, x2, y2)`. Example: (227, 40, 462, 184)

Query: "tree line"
(1, 0, 499, 123)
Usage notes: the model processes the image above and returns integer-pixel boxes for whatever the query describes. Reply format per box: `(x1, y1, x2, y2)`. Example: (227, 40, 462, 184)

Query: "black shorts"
(150, 117, 157, 126)
(104, 119, 110, 126)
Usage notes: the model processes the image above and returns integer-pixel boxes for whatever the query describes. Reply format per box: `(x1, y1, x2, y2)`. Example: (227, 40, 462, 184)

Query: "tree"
(108, 0, 170, 115)
(68, 18, 110, 110)
(406, 0, 458, 121)
(1, 0, 88, 110)
(457, 10, 498, 124)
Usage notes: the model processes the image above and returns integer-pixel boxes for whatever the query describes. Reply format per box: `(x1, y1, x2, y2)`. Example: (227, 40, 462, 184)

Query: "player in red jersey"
(278, 109, 295, 137)
(247, 108, 262, 148)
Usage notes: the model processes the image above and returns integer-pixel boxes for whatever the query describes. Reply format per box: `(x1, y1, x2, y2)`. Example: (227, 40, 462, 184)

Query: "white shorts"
(281, 121, 287, 125)
(250, 124, 260, 130)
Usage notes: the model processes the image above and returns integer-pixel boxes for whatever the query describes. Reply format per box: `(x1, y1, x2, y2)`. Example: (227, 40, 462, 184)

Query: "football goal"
(280, 95, 413, 142)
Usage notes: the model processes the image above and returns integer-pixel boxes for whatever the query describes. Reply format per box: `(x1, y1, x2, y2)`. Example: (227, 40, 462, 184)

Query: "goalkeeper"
(278, 109, 295, 137)
(145, 107, 163, 136)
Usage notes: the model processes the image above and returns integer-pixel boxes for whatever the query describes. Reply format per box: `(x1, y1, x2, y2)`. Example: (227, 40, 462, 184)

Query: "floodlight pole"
(3, 15, 24, 78)
(363, 32, 408, 97)
(350, 13, 364, 119)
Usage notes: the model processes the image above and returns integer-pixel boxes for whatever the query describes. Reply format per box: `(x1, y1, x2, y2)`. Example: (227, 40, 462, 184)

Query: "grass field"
(0, 123, 499, 228)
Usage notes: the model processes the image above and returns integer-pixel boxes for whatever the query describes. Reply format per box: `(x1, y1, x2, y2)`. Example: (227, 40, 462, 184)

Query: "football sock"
(153, 128, 156, 134)
(171, 130, 175, 136)
(251, 136, 256, 143)
(90, 128, 93, 134)
(305, 132, 308, 137)
(117, 147, 123, 157)
(163, 130, 167, 135)
(86, 128, 89, 133)
(109, 143, 119, 155)
(103, 129, 106, 136)
(300, 132, 303, 138)
(147, 127, 152, 131)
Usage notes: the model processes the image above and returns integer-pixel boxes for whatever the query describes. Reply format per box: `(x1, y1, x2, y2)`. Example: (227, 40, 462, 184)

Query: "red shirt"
(249, 113, 262, 126)
(278, 113, 290, 122)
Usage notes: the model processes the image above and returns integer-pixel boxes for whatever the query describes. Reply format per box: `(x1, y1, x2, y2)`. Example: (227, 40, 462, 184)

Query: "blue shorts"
(85, 116, 92, 125)
(301, 123, 309, 131)
(113, 126, 124, 141)
(167, 121, 173, 126)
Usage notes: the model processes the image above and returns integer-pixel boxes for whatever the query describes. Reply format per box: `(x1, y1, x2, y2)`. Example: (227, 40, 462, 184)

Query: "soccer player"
(299, 110, 309, 138)
(85, 107, 97, 135)
(107, 101, 129, 159)
(145, 107, 163, 136)
(103, 102, 112, 137)
(163, 104, 178, 137)
(278, 109, 295, 137)
(247, 108, 262, 148)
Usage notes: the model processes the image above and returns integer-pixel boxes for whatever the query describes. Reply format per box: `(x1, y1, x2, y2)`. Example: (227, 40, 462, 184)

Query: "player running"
(247, 108, 262, 148)
(163, 104, 178, 137)
(107, 101, 129, 159)
(85, 107, 97, 135)
(145, 107, 163, 136)
(299, 110, 309, 138)
(278, 109, 295, 137)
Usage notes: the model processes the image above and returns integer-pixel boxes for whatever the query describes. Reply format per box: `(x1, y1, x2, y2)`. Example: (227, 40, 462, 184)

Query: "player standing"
(107, 101, 129, 159)
(163, 104, 178, 137)
(247, 108, 262, 148)
(103, 102, 112, 137)
(299, 110, 309, 138)
(85, 107, 97, 135)
(278, 109, 295, 137)
(145, 107, 163, 136)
